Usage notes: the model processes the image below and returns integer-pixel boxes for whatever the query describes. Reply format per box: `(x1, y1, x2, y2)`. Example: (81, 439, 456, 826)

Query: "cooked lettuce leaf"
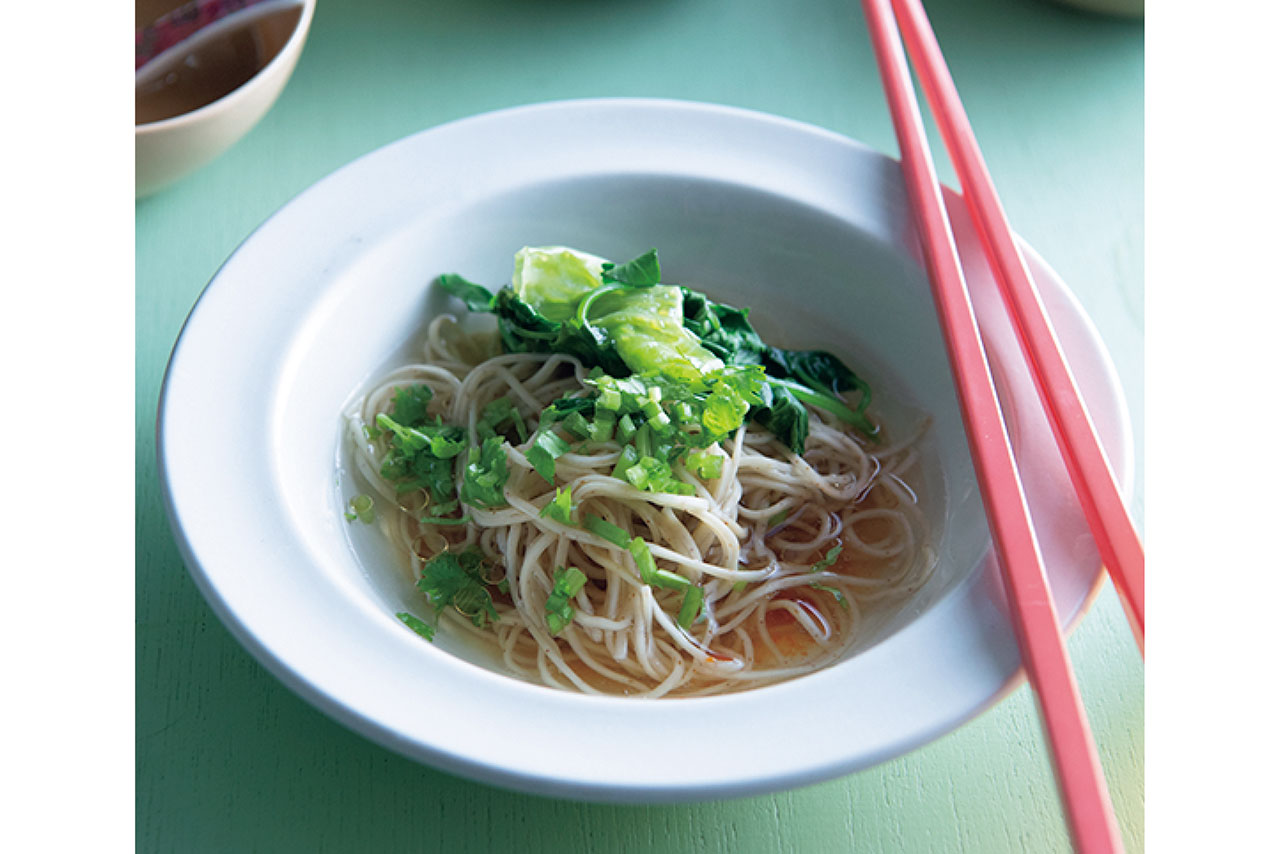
(512, 246, 608, 322)
(585, 283, 723, 383)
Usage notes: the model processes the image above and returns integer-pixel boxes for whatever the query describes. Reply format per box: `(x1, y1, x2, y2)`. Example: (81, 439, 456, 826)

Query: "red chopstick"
(889, 0, 1144, 653)
(859, 1, 1123, 851)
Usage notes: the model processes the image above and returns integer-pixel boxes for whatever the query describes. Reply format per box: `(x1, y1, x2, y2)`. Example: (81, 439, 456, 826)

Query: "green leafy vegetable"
(513, 246, 609, 322)
(345, 494, 375, 523)
(477, 397, 528, 442)
(460, 436, 510, 508)
(544, 566, 588, 635)
(539, 486, 575, 525)
(396, 611, 436, 640)
(585, 283, 723, 383)
(441, 246, 877, 457)
(376, 413, 465, 503)
(377, 413, 467, 459)
(601, 248, 661, 287)
(388, 385, 435, 427)
(748, 381, 810, 456)
(416, 547, 501, 628)
(439, 273, 497, 312)
(679, 285, 876, 450)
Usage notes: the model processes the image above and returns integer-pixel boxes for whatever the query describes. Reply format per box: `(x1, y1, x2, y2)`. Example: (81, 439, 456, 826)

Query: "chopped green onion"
(589, 410, 617, 443)
(685, 450, 723, 481)
(562, 410, 593, 440)
(628, 536, 656, 581)
(345, 494, 375, 523)
(396, 612, 436, 641)
(583, 514, 630, 548)
(527, 429, 572, 483)
(677, 586, 704, 629)
(611, 444, 640, 481)
(634, 423, 653, 458)
(598, 386, 622, 411)
(616, 413, 638, 443)
(539, 486, 575, 525)
(628, 536, 690, 590)
(545, 566, 588, 636)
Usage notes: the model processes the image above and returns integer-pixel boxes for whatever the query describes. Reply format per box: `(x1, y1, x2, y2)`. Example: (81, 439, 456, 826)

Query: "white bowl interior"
(267, 173, 986, 677)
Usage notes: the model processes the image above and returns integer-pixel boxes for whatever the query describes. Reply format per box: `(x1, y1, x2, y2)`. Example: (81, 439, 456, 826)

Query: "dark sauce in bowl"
(135, 4, 301, 125)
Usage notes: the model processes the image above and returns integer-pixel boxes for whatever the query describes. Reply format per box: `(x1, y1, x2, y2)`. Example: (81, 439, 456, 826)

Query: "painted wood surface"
(136, 0, 1143, 850)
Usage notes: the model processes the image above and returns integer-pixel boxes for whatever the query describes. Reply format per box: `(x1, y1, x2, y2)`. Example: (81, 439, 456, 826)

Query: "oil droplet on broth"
(135, 5, 302, 125)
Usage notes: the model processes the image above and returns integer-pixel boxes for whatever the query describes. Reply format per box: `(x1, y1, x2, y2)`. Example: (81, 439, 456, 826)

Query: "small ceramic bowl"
(135, 0, 316, 197)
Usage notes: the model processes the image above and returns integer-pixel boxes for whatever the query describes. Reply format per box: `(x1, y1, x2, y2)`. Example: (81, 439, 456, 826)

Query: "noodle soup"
(341, 247, 935, 697)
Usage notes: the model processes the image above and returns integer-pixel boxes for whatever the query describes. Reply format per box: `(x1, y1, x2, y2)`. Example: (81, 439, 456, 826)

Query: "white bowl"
(158, 99, 1132, 801)
(135, 0, 316, 197)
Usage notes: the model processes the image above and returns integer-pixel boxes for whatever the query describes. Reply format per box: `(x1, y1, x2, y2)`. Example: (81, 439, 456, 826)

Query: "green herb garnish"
(417, 547, 501, 629)
(811, 544, 844, 573)
(459, 436, 510, 509)
(810, 581, 850, 610)
(477, 396, 528, 442)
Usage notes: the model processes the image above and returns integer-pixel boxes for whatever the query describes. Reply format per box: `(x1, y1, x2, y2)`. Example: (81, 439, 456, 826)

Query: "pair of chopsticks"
(859, 1, 1144, 852)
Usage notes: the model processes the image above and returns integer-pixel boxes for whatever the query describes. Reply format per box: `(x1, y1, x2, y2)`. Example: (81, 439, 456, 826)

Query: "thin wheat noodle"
(346, 321, 934, 696)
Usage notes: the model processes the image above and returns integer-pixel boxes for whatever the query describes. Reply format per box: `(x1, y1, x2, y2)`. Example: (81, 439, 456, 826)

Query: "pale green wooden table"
(136, 0, 1143, 849)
